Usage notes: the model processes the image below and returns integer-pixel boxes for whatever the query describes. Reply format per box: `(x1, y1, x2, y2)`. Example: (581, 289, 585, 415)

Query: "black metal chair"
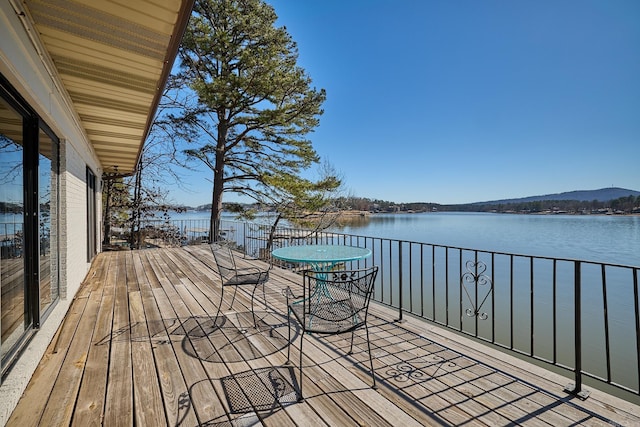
(285, 266, 379, 401)
(210, 242, 270, 327)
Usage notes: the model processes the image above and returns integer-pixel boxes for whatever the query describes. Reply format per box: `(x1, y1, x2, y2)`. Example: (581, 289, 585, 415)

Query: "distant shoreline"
(382, 210, 640, 217)
(182, 209, 640, 217)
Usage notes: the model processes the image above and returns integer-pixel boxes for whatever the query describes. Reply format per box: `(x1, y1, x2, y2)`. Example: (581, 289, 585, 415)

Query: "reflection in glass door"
(0, 97, 27, 361)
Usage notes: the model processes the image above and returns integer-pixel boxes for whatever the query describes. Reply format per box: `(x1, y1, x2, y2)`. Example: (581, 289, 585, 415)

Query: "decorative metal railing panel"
(135, 217, 640, 403)
(461, 260, 493, 320)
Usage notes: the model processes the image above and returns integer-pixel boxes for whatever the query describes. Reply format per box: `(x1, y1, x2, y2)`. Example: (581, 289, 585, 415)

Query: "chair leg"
(286, 309, 292, 363)
(250, 285, 257, 327)
(214, 286, 224, 320)
(224, 286, 250, 334)
(348, 329, 355, 354)
(365, 324, 377, 389)
(249, 281, 268, 328)
(262, 282, 267, 311)
(298, 331, 305, 402)
(229, 286, 239, 308)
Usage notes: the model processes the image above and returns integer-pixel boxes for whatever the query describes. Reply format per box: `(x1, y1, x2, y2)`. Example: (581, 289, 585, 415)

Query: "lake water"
(175, 211, 640, 267)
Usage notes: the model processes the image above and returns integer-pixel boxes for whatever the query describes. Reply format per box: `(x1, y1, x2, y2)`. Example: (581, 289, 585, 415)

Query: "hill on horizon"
(180, 187, 639, 210)
(472, 187, 640, 206)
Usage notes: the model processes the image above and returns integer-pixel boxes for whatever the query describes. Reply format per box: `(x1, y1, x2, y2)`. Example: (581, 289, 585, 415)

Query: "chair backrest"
(210, 243, 237, 281)
(303, 266, 378, 325)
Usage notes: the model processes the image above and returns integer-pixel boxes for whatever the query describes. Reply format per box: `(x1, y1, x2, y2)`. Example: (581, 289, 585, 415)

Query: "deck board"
(71, 254, 113, 426)
(7, 246, 640, 426)
(103, 252, 133, 427)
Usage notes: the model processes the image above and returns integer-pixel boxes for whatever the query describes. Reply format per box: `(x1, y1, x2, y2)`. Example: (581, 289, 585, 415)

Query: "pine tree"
(171, 0, 326, 240)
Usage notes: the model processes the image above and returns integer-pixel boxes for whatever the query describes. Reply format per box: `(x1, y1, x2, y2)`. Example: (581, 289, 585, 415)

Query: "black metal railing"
(137, 217, 640, 403)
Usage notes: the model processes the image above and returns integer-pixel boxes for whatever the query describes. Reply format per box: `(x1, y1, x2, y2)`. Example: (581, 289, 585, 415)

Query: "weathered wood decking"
(7, 246, 640, 426)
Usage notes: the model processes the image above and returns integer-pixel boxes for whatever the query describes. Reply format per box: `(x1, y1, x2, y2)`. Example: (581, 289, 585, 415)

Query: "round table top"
(271, 244, 371, 264)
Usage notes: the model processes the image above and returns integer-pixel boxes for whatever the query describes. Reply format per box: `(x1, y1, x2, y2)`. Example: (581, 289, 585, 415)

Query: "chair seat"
(225, 270, 268, 286)
(289, 300, 361, 334)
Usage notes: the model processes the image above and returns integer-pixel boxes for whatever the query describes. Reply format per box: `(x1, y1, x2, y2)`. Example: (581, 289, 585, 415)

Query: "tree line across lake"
(187, 194, 640, 216)
(344, 195, 640, 215)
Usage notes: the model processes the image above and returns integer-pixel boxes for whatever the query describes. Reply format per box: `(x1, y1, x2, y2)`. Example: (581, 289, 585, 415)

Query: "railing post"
(396, 241, 404, 322)
(243, 221, 247, 256)
(565, 261, 590, 399)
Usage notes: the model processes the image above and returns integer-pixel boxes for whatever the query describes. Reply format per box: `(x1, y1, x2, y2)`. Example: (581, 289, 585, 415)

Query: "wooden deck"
(7, 246, 640, 426)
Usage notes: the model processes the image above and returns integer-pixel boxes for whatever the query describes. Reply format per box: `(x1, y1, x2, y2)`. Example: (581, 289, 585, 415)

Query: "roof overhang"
(21, 0, 194, 175)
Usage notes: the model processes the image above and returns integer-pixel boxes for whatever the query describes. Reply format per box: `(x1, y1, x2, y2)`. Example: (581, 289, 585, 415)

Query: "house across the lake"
(0, 0, 194, 422)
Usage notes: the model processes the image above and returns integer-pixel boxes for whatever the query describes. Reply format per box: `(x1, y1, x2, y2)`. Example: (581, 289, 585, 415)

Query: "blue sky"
(171, 0, 640, 206)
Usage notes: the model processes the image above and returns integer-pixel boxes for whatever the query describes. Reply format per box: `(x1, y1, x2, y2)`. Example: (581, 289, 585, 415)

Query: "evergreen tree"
(258, 161, 343, 252)
(171, 0, 326, 241)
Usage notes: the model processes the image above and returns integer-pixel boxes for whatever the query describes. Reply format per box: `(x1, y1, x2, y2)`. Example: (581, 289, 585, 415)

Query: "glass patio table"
(271, 244, 371, 274)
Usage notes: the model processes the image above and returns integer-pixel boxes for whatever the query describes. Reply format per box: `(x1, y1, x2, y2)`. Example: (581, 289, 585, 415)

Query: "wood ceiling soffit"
(54, 58, 157, 93)
(88, 129, 142, 141)
(92, 144, 141, 154)
(26, 0, 170, 59)
(79, 114, 146, 130)
(98, 157, 136, 167)
(67, 91, 151, 115)
(23, 0, 194, 175)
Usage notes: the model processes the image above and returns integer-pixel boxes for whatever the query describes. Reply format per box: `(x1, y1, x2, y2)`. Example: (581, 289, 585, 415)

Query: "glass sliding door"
(1, 74, 60, 375)
(0, 96, 27, 362)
